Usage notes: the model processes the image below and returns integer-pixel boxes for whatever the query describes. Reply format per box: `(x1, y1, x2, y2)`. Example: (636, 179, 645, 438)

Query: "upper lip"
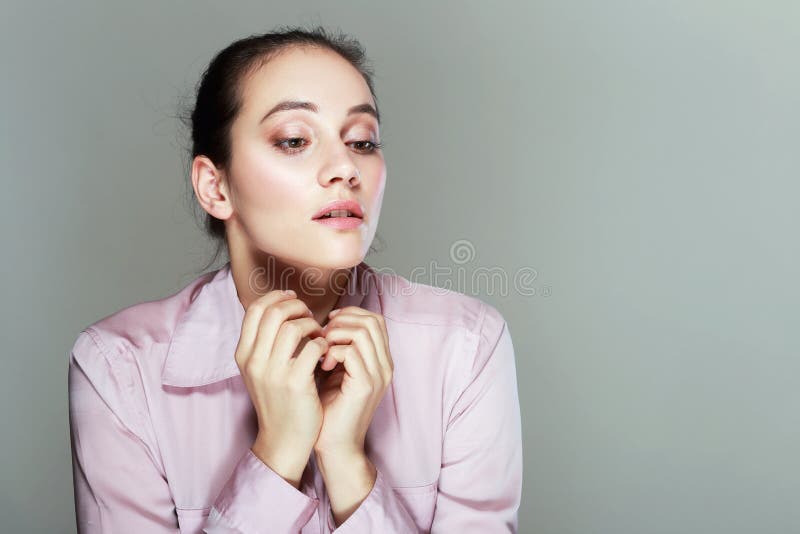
(312, 199, 364, 219)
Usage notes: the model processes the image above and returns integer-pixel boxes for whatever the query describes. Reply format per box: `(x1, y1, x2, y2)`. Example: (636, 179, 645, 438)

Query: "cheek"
(363, 161, 387, 214)
(231, 160, 311, 252)
(231, 148, 309, 216)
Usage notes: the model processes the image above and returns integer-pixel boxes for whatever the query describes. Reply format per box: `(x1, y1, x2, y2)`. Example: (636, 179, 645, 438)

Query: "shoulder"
(69, 269, 216, 364)
(365, 269, 516, 419)
(366, 268, 510, 350)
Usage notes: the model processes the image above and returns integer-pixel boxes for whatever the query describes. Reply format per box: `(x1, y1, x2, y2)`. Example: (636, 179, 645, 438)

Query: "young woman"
(68, 26, 523, 533)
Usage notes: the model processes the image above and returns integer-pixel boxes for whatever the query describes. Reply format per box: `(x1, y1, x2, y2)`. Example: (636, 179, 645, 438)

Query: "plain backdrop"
(2, 1, 798, 533)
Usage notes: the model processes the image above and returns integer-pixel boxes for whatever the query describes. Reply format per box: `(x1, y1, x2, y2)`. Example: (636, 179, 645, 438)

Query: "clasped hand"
(235, 290, 393, 477)
(312, 306, 393, 457)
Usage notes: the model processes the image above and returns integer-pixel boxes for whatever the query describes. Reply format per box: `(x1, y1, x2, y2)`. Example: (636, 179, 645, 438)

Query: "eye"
(350, 140, 385, 154)
(273, 137, 384, 155)
(273, 137, 309, 154)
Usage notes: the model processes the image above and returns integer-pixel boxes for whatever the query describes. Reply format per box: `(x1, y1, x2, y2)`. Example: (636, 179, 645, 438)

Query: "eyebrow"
(259, 100, 380, 124)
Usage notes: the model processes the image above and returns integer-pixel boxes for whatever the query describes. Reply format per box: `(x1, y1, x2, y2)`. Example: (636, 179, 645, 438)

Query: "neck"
(228, 250, 357, 328)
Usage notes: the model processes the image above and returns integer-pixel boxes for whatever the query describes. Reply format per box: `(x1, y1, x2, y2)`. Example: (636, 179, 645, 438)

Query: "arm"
(68, 329, 180, 533)
(204, 447, 318, 533)
(430, 304, 523, 532)
(315, 304, 523, 533)
(68, 329, 320, 534)
(318, 454, 418, 532)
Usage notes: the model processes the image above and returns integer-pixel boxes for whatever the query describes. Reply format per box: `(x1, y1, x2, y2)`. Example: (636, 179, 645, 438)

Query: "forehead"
(238, 46, 374, 119)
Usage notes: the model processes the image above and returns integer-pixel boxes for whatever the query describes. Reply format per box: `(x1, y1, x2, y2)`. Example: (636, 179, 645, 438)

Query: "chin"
(312, 250, 365, 271)
(309, 234, 368, 264)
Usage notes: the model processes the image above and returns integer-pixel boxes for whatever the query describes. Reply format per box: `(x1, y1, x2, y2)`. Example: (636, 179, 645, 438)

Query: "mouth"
(313, 209, 362, 220)
(311, 199, 365, 226)
(312, 210, 364, 229)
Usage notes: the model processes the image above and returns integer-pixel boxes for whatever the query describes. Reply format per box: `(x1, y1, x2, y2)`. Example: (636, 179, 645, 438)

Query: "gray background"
(2, 1, 798, 533)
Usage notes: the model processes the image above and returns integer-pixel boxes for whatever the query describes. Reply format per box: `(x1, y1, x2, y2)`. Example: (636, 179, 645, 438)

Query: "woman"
(68, 26, 522, 533)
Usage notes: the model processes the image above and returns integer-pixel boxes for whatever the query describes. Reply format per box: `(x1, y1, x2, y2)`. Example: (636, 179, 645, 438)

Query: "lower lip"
(313, 216, 364, 229)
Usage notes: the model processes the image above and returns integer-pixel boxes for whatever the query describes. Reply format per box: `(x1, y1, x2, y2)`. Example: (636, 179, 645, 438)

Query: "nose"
(318, 144, 361, 188)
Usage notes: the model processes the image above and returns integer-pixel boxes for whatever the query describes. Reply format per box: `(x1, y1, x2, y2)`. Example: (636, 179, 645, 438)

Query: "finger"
(329, 307, 391, 355)
(324, 325, 380, 380)
(325, 312, 392, 376)
(249, 298, 315, 368)
(325, 343, 370, 388)
(291, 336, 329, 378)
(235, 290, 297, 368)
(324, 316, 381, 375)
(269, 316, 324, 367)
(320, 355, 339, 372)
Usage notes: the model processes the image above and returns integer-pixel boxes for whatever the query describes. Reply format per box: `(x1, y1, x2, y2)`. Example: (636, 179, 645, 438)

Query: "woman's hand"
(314, 306, 394, 458)
(234, 289, 329, 488)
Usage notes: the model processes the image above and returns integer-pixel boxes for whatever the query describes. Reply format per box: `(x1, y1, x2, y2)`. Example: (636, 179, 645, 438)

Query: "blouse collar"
(161, 260, 375, 388)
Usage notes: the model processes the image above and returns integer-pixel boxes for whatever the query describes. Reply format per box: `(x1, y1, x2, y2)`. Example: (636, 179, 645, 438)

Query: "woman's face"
(223, 46, 386, 272)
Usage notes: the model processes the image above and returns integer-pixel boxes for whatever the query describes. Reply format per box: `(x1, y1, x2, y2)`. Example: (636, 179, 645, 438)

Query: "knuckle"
(245, 301, 267, 317)
(279, 320, 301, 339)
(262, 289, 290, 305)
(329, 345, 345, 361)
(314, 337, 329, 352)
(243, 358, 263, 377)
(356, 329, 370, 343)
(263, 306, 283, 323)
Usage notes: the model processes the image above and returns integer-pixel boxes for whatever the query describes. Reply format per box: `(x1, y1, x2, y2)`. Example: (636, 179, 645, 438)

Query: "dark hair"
(179, 25, 385, 273)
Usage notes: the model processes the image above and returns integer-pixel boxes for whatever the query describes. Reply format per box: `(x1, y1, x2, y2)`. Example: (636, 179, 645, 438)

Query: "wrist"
(315, 448, 372, 479)
(315, 450, 377, 527)
(313, 439, 364, 460)
(251, 438, 309, 489)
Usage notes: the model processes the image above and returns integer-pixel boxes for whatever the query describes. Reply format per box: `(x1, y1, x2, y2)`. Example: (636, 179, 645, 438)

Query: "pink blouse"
(68, 260, 523, 533)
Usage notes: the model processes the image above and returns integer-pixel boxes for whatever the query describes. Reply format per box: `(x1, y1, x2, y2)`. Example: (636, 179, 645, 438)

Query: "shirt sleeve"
(204, 448, 318, 533)
(69, 328, 320, 534)
(322, 465, 418, 532)
(319, 303, 523, 533)
(68, 329, 180, 533)
(430, 303, 523, 533)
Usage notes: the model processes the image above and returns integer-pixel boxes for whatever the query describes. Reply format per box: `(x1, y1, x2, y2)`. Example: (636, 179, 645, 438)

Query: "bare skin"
(191, 45, 392, 526)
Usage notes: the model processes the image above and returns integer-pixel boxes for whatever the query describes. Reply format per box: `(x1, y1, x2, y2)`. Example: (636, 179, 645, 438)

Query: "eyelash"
(273, 137, 384, 155)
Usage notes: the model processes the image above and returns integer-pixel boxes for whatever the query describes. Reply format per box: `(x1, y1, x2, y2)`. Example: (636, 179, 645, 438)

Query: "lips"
(312, 199, 364, 220)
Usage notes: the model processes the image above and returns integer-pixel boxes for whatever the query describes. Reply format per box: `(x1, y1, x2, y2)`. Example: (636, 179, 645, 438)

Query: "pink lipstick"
(312, 199, 364, 230)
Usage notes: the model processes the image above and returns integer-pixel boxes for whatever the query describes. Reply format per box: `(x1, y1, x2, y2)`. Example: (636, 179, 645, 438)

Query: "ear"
(191, 155, 233, 221)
